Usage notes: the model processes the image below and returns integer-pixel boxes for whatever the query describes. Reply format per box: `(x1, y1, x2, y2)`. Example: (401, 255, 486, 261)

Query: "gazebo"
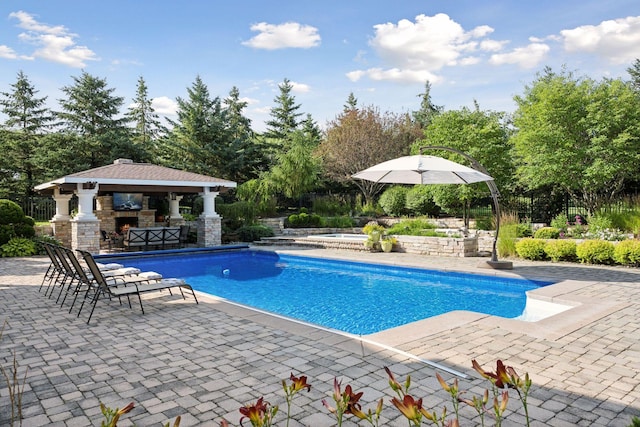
(34, 159, 236, 253)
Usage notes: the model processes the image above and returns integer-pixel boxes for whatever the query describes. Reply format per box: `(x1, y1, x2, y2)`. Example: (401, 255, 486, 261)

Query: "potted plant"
(362, 221, 385, 244)
(380, 236, 396, 253)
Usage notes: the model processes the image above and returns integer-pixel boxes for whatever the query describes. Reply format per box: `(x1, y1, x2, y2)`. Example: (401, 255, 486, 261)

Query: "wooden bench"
(123, 227, 181, 251)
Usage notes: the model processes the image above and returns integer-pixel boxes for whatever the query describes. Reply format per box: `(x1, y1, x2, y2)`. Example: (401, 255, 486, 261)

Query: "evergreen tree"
(159, 76, 227, 177)
(300, 113, 322, 146)
(263, 78, 303, 155)
(0, 71, 54, 201)
(627, 58, 640, 92)
(126, 76, 164, 159)
(57, 71, 132, 168)
(413, 81, 443, 128)
(343, 92, 358, 112)
(222, 86, 264, 181)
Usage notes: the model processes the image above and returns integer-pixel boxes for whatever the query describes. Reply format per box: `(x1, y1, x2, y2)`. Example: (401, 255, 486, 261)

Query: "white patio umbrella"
(352, 155, 493, 185)
(353, 147, 512, 269)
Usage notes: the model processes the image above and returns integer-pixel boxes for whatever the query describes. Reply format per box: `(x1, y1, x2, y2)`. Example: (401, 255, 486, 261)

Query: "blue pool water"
(109, 250, 553, 335)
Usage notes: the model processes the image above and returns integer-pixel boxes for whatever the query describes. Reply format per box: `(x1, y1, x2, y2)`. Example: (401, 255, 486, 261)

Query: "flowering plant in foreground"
(100, 359, 532, 426)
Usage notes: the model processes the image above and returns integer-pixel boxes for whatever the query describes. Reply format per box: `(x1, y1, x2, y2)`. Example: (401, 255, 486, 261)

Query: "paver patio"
(1, 246, 639, 426)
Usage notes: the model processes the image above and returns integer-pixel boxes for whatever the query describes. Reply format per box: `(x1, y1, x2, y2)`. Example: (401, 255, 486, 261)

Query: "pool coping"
(106, 245, 631, 375)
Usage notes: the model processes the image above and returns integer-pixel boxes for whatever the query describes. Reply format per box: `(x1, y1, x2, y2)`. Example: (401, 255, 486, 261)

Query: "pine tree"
(263, 78, 303, 153)
(57, 71, 132, 168)
(126, 76, 164, 159)
(0, 71, 54, 201)
(343, 92, 358, 112)
(413, 81, 443, 128)
(222, 86, 264, 181)
(627, 58, 640, 92)
(160, 76, 226, 176)
(300, 113, 322, 146)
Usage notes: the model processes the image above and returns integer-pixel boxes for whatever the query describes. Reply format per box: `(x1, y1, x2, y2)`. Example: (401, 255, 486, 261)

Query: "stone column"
(197, 216, 222, 247)
(197, 188, 221, 247)
(51, 189, 73, 246)
(168, 194, 184, 219)
(71, 183, 100, 253)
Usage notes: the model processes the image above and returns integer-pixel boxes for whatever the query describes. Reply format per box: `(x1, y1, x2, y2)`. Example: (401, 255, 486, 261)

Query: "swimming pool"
(107, 250, 554, 335)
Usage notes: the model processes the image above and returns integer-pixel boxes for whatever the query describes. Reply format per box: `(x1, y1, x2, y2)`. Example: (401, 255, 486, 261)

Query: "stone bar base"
(71, 220, 100, 254)
(197, 216, 222, 247)
(51, 219, 72, 248)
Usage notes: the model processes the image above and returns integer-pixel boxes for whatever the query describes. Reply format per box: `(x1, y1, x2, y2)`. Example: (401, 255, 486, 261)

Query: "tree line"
(2, 60, 640, 221)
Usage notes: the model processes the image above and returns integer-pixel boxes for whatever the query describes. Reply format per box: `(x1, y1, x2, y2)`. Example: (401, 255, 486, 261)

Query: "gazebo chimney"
(114, 158, 133, 164)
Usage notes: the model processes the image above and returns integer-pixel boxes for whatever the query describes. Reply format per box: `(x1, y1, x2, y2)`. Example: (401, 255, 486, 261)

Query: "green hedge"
(613, 240, 640, 266)
(515, 238, 547, 260)
(544, 240, 577, 262)
(534, 227, 560, 239)
(576, 240, 615, 265)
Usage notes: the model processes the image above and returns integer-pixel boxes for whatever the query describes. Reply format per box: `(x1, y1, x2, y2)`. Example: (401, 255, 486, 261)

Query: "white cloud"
(151, 96, 178, 116)
(242, 22, 320, 50)
(480, 39, 508, 52)
(348, 13, 507, 84)
(489, 43, 550, 68)
(240, 96, 259, 105)
(9, 10, 98, 67)
(560, 16, 640, 64)
(290, 81, 310, 93)
(0, 45, 19, 59)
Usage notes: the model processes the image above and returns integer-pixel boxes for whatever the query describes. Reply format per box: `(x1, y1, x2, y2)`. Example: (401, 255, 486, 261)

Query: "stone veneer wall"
(71, 219, 100, 253)
(51, 219, 72, 248)
(394, 235, 478, 257)
(197, 216, 222, 247)
(95, 195, 156, 234)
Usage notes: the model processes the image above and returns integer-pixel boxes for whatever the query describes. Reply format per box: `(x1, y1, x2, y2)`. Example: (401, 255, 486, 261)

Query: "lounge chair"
(76, 249, 198, 324)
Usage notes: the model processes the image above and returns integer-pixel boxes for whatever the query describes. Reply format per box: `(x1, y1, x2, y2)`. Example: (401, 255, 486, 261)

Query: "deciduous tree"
(512, 68, 640, 214)
(318, 106, 421, 204)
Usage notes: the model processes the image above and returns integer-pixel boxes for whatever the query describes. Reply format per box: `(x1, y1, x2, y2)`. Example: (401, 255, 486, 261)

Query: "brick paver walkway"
(1, 247, 639, 426)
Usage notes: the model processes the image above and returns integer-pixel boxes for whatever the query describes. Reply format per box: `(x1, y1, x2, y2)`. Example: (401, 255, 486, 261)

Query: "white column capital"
(200, 188, 220, 218)
(74, 182, 99, 221)
(52, 188, 74, 221)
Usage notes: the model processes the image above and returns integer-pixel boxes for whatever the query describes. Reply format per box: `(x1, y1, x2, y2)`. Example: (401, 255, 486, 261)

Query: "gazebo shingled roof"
(34, 159, 237, 195)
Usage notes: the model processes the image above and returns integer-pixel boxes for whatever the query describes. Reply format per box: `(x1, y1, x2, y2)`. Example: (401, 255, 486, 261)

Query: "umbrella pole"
(420, 146, 513, 270)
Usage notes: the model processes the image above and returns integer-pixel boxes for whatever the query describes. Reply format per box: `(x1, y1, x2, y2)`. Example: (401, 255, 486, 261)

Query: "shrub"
(217, 201, 257, 226)
(287, 212, 322, 228)
(235, 225, 275, 242)
(385, 219, 437, 236)
(1, 237, 38, 257)
(515, 238, 547, 260)
(405, 186, 440, 217)
(534, 226, 560, 239)
(474, 216, 493, 230)
(576, 240, 615, 264)
(0, 199, 24, 225)
(613, 240, 640, 266)
(516, 222, 533, 238)
(497, 212, 518, 257)
(378, 186, 409, 217)
(544, 240, 577, 262)
(312, 195, 351, 216)
(0, 224, 14, 246)
(588, 214, 614, 232)
(550, 213, 569, 232)
(323, 216, 356, 228)
(34, 235, 61, 255)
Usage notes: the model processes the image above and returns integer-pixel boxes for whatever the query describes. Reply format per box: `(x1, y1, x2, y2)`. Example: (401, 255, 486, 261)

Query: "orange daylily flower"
(239, 397, 276, 427)
(391, 394, 431, 422)
(472, 359, 514, 389)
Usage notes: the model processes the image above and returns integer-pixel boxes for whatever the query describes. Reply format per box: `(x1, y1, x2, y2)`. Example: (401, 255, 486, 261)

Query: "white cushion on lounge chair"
(137, 271, 163, 280)
(102, 267, 141, 277)
(96, 262, 124, 271)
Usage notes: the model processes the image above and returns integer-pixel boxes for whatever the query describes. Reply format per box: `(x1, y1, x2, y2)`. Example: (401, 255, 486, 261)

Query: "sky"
(1, 1, 640, 132)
